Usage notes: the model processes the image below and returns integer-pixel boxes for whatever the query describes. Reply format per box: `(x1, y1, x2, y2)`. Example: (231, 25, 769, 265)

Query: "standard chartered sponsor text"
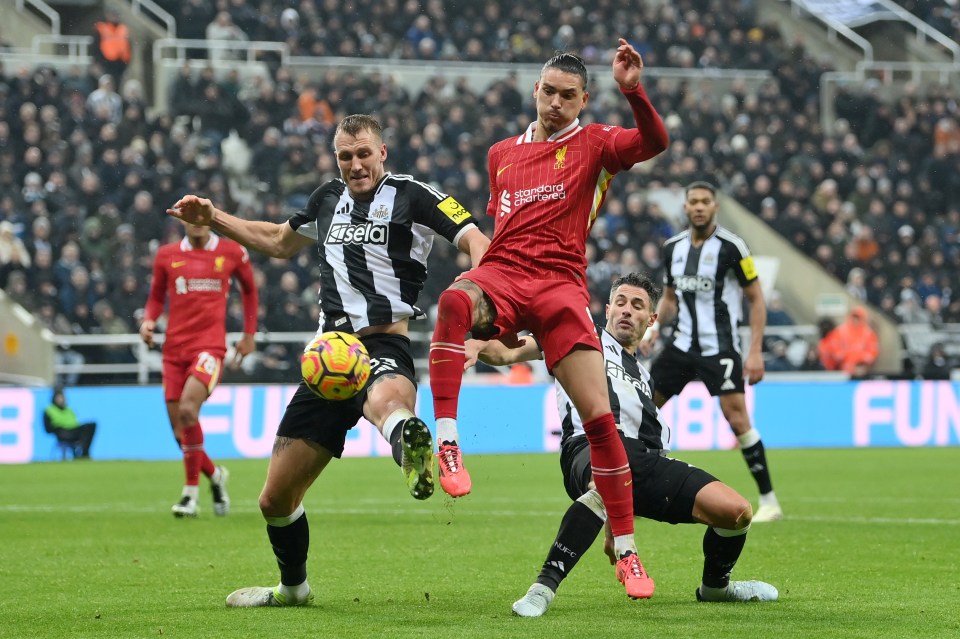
(514, 183, 566, 205)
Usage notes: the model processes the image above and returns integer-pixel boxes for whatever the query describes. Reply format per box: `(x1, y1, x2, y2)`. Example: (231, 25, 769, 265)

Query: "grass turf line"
(0, 448, 958, 638)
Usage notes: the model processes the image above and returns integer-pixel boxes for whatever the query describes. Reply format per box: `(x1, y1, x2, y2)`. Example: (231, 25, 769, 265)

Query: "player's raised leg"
(367, 370, 435, 501)
(225, 436, 327, 607)
(429, 282, 485, 497)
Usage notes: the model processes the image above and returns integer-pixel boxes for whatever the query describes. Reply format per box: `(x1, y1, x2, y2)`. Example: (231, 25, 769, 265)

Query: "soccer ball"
(300, 331, 372, 400)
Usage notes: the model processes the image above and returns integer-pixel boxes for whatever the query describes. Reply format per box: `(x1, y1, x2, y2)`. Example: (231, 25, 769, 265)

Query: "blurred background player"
(466, 272, 777, 616)
(427, 39, 668, 599)
(641, 182, 783, 522)
(140, 221, 258, 518)
(168, 114, 488, 607)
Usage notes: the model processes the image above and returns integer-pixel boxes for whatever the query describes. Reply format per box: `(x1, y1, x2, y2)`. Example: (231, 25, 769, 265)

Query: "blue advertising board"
(1, 380, 958, 463)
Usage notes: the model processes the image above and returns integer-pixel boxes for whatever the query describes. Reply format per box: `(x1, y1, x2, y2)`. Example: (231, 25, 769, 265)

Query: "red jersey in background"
(144, 234, 258, 358)
(483, 85, 667, 283)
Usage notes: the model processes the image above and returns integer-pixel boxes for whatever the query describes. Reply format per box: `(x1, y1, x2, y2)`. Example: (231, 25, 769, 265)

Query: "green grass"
(1, 448, 959, 638)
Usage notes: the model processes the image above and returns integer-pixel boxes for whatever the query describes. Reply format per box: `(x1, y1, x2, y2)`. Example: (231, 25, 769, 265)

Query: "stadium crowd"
(1, 0, 959, 381)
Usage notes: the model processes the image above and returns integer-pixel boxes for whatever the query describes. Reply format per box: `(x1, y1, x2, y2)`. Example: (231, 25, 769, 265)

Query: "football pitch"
(1, 447, 958, 639)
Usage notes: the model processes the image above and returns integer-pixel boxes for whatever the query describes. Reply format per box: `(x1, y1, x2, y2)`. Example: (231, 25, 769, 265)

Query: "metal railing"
(130, 0, 176, 39)
(872, 0, 960, 63)
(33, 322, 960, 386)
(152, 38, 289, 65)
(31, 34, 92, 57)
(788, 0, 875, 62)
(820, 61, 960, 135)
(15, 0, 59, 35)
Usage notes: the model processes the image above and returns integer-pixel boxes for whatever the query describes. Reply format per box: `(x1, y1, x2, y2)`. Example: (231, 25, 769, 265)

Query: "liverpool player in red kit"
(428, 39, 668, 599)
(141, 222, 258, 518)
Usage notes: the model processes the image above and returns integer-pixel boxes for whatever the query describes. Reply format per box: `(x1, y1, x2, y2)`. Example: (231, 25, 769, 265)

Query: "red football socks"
(430, 289, 473, 420)
(582, 413, 634, 537)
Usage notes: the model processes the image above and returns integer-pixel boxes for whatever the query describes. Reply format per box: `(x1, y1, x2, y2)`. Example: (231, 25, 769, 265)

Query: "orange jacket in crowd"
(818, 307, 879, 375)
(95, 21, 131, 63)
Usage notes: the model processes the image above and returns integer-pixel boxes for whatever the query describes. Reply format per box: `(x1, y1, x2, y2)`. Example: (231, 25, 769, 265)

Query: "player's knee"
(730, 498, 753, 529)
(178, 402, 200, 426)
(436, 288, 472, 325)
(258, 492, 294, 519)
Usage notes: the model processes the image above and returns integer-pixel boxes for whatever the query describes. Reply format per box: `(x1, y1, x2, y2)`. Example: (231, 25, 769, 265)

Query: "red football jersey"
(483, 85, 667, 282)
(144, 234, 258, 358)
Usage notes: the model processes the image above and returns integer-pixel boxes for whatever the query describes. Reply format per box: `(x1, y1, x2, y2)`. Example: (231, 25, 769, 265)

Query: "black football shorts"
(276, 333, 416, 457)
(560, 433, 718, 525)
(650, 343, 746, 398)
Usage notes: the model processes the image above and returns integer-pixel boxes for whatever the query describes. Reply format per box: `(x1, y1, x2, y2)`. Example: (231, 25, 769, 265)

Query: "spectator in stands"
(5, 5, 960, 388)
(126, 191, 166, 249)
(4, 270, 32, 309)
(765, 339, 796, 372)
(59, 265, 100, 322)
(86, 74, 123, 125)
(250, 127, 284, 190)
(818, 306, 879, 378)
(765, 290, 794, 327)
(175, 0, 216, 58)
(845, 267, 868, 302)
(894, 289, 931, 324)
(0, 219, 30, 288)
(168, 62, 197, 119)
(92, 299, 135, 365)
(921, 342, 953, 380)
(194, 82, 247, 144)
(92, 9, 132, 85)
(109, 271, 144, 324)
(205, 11, 249, 61)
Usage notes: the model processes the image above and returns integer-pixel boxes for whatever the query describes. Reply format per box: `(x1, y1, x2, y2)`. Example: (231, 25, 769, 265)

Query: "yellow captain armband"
(740, 255, 758, 280)
(438, 196, 472, 224)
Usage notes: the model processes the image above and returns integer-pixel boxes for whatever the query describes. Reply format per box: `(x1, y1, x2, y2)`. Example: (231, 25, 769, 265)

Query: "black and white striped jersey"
(557, 326, 672, 451)
(662, 225, 757, 356)
(288, 173, 478, 333)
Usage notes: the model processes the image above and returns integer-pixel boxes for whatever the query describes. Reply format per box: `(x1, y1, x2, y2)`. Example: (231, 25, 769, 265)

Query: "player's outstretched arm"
(168, 195, 313, 259)
(609, 37, 668, 165)
(457, 227, 490, 269)
(464, 335, 541, 369)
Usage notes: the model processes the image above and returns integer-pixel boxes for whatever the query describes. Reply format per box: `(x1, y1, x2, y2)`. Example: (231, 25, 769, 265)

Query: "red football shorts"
(462, 263, 600, 372)
(162, 351, 224, 402)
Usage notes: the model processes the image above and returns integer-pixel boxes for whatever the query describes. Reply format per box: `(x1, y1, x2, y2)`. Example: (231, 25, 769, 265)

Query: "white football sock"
(436, 418, 459, 444)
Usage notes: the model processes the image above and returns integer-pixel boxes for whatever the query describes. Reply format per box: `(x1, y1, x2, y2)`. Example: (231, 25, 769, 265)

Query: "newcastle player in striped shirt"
(465, 273, 778, 616)
(642, 182, 783, 522)
(427, 39, 669, 600)
(169, 114, 489, 608)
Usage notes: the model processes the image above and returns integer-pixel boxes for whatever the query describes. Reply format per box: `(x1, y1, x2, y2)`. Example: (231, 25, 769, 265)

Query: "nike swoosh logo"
(624, 479, 633, 487)
(172, 261, 186, 268)
(431, 359, 452, 365)
(496, 163, 514, 177)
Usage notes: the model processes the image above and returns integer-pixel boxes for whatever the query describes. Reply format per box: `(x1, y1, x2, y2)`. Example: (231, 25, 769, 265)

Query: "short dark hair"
(610, 271, 661, 306)
(334, 114, 382, 149)
(685, 181, 717, 197)
(541, 52, 588, 89)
